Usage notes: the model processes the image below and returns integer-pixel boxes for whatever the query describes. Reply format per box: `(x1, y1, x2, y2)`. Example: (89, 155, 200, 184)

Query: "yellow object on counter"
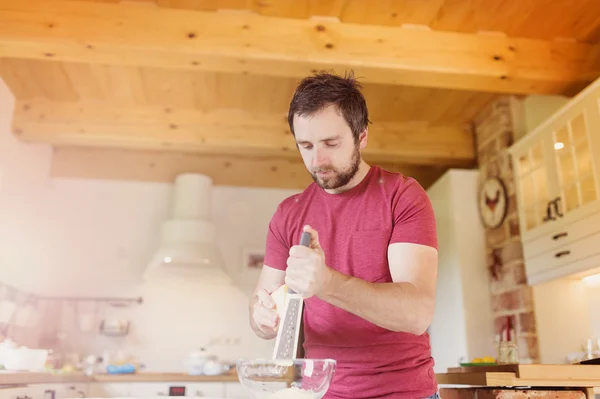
(471, 356, 496, 363)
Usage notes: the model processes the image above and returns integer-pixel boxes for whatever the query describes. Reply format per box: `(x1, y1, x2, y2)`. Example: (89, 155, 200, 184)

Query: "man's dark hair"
(287, 70, 371, 142)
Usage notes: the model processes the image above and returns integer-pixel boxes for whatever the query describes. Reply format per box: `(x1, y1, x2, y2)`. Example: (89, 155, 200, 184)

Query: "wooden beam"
(0, 0, 598, 95)
(12, 100, 475, 167)
(50, 147, 447, 190)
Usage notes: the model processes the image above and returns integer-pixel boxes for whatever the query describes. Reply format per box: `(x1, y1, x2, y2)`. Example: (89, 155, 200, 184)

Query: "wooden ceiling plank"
(50, 146, 446, 190)
(20, 61, 79, 102)
(0, 0, 598, 95)
(0, 58, 498, 124)
(0, 59, 52, 100)
(338, 0, 446, 27)
(60, 63, 106, 102)
(12, 100, 475, 167)
(0, 59, 34, 99)
(429, 0, 600, 43)
(74, 0, 600, 43)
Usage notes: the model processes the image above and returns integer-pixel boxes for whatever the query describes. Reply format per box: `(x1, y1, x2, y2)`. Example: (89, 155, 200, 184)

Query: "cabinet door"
(223, 382, 250, 398)
(550, 110, 599, 217)
(129, 383, 171, 397)
(514, 136, 555, 235)
(1, 387, 41, 399)
(87, 383, 131, 398)
(185, 382, 225, 398)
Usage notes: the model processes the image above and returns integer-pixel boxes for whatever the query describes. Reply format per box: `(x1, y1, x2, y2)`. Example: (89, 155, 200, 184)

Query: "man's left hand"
(285, 225, 333, 299)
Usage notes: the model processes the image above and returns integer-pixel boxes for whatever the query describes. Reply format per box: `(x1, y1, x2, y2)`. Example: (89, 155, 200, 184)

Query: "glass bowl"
(236, 358, 337, 399)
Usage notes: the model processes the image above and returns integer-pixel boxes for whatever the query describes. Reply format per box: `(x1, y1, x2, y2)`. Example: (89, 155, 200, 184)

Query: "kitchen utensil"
(272, 231, 311, 360)
(236, 358, 336, 399)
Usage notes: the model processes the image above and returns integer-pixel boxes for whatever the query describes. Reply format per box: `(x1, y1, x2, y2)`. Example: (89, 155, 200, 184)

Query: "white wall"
(0, 77, 301, 370)
(585, 281, 600, 340)
(532, 278, 592, 363)
(427, 169, 495, 372)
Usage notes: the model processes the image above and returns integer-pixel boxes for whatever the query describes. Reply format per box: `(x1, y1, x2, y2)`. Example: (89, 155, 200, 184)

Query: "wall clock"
(479, 176, 508, 229)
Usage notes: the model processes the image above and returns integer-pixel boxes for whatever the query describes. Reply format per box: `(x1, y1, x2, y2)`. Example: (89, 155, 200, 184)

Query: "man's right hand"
(251, 288, 280, 339)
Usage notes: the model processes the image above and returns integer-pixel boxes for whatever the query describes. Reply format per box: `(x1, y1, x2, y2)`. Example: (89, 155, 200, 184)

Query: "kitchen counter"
(436, 363, 600, 386)
(0, 370, 239, 385)
(436, 364, 600, 399)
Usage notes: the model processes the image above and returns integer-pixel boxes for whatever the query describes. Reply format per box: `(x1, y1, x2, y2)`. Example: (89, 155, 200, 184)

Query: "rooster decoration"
(479, 177, 508, 229)
(485, 188, 501, 213)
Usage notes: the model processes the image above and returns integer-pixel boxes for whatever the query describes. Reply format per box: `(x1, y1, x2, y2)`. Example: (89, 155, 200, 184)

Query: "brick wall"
(474, 97, 540, 363)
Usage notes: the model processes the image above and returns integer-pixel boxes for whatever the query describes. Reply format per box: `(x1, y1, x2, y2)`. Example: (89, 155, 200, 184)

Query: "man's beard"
(311, 145, 361, 190)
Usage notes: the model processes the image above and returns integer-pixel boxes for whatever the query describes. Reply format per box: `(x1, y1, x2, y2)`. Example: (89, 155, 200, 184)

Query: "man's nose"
(313, 149, 327, 167)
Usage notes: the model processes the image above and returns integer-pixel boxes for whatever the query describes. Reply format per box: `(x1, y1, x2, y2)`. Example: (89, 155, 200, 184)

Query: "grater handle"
(288, 231, 311, 295)
(299, 231, 311, 247)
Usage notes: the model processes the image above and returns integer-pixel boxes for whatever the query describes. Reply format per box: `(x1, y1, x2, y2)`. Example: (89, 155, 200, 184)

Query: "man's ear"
(359, 127, 368, 149)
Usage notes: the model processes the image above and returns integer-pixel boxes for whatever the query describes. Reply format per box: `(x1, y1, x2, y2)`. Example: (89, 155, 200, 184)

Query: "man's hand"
(285, 225, 333, 299)
(251, 287, 280, 339)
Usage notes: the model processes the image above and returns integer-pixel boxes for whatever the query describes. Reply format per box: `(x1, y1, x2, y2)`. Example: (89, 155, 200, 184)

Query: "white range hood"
(143, 173, 230, 282)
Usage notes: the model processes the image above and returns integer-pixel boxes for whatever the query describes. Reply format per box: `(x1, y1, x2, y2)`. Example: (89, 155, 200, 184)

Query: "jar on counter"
(497, 341, 519, 364)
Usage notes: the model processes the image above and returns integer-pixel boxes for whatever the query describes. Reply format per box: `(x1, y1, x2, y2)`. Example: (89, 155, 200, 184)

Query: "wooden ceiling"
(0, 0, 599, 189)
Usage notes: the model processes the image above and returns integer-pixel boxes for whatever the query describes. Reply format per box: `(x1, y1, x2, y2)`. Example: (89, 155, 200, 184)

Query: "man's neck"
(325, 160, 371, 194)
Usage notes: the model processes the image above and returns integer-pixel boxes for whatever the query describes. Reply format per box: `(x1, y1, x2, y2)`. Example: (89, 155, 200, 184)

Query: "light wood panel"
(50, 147, 447, 190)
(1, 0, 598, 95)
(0, 59, 497, 125)
(12, 100, 474, 166)
(437, 364, 600, 388)
(77, 0, 600, 43)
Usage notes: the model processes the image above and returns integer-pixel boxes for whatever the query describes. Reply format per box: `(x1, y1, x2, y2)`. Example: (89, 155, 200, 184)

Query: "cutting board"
(447, 364, 520, 374)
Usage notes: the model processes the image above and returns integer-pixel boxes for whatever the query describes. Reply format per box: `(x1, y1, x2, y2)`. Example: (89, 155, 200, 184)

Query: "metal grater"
(272, 231, 311, 360)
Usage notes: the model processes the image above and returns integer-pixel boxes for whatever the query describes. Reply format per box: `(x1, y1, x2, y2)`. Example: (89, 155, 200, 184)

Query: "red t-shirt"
(264, 165, 438, 399)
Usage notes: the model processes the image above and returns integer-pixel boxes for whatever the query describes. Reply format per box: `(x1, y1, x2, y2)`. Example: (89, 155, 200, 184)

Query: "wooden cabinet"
(509, 77, 600, 285)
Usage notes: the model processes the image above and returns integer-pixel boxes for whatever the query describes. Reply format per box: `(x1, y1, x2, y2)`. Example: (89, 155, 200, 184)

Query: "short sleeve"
(263, 204, 290, 271)
(390, 179, 438, 250)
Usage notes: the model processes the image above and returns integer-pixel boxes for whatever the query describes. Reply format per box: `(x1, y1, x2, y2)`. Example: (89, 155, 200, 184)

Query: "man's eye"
(325, 142, 339, 148)
(301, 144, 313, 150)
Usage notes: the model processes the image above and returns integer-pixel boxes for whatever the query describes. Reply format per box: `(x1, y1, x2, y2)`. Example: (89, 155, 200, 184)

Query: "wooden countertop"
(5, 364, 600, 390)
(0, 370, 239, 386)
(436, 364, 600, 388)
(94, 371, 239, 383)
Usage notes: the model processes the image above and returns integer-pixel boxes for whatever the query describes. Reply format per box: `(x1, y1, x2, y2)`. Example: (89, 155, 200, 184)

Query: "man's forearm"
(318, 268, 434, 335)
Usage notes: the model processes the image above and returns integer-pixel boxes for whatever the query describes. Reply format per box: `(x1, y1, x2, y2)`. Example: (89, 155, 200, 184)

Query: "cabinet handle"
(555, 250, 571, 258)
(543, 201, 556, 222)
(553, 197, 564, 218)
(552, 232, 568, 240)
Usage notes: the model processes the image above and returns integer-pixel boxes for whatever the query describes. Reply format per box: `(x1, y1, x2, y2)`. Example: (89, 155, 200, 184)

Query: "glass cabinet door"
(551, 111, 598, 217)
(514, 138, 553, 233)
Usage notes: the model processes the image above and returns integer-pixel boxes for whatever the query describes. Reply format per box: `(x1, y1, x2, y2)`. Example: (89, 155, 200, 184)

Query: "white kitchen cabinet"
(128, 382, 225, 398)
(87, 383, 131, 398)
(185, 383, 225, 398)
(223, 383, 249, 399)
(0, 387, 35, 399)
(35, 384, 88, 399)
(509, 77, 600, 285)
(426, 170, 496, 371)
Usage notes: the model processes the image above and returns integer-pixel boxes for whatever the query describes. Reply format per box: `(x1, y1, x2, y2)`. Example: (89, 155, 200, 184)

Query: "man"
(249, 71, 439, 399)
